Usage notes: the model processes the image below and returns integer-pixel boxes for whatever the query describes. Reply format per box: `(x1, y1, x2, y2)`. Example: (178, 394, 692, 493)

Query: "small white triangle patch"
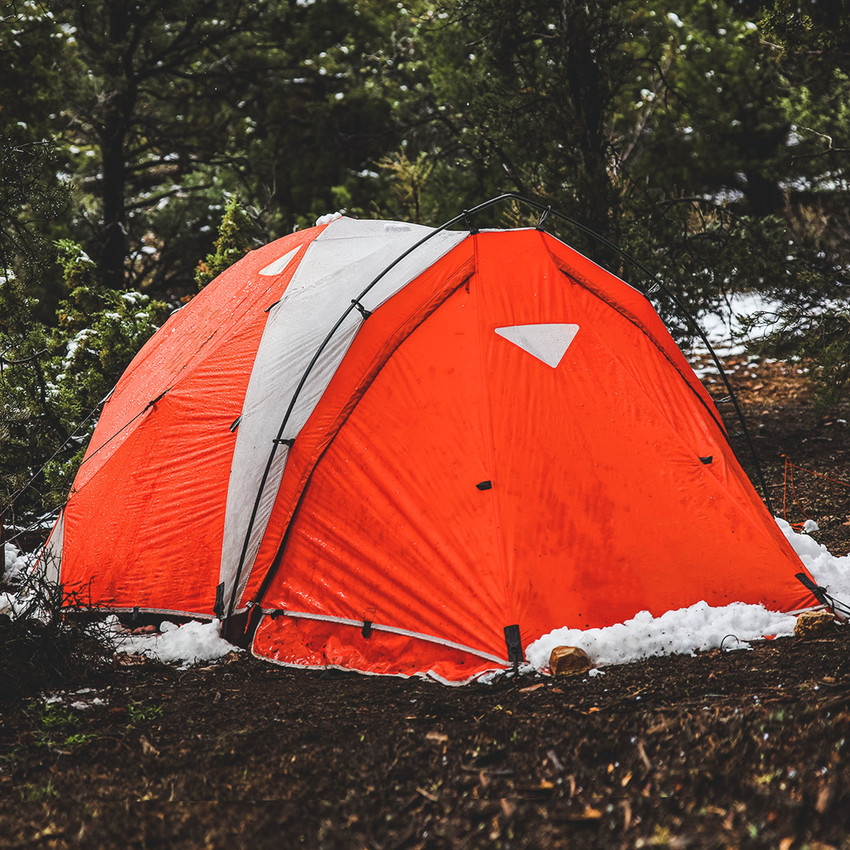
(494, 323, 580, 368)
(258, 245, 302, 277)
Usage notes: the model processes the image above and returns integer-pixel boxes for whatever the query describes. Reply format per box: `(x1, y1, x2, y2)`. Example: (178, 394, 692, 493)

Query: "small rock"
(549, 645, 592, 677)
(794, 610, 835, 638)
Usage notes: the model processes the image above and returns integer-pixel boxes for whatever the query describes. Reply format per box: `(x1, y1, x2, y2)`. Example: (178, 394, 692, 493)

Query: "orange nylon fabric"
(53, 221, 816, 681)
(57, 228, 323, 615)
(253, 230, 814, 678)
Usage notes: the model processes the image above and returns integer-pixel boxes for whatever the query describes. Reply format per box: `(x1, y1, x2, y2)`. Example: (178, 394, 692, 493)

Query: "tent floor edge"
(250, 610, 509, 683)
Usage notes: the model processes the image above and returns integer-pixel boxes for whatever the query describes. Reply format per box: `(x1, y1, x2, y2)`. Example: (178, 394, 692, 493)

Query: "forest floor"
(2, 356, 850, 850)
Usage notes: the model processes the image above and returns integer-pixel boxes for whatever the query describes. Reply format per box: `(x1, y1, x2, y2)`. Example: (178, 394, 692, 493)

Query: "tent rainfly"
(45, 213, 819, 682)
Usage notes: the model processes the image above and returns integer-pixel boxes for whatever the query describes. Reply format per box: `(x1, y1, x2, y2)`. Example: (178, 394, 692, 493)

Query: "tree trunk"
(100, 109, 128, 290)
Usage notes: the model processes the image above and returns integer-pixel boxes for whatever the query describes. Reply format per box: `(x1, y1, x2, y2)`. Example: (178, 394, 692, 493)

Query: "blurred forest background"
(1, 0, 849, 532)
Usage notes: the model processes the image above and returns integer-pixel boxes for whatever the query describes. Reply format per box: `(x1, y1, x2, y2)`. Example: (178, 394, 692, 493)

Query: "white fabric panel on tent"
(494, 323, 581, 368)
(42, 507, 65, 585)
(218, 218, 468, 611)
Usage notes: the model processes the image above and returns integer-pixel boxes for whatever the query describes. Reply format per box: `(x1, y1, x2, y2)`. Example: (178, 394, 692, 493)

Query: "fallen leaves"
(425, 731, 448, 744)
(557, 805, 603, 822)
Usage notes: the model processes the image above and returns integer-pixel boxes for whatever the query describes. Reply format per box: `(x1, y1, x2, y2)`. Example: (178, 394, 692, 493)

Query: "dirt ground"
(2, 356, 850, 850)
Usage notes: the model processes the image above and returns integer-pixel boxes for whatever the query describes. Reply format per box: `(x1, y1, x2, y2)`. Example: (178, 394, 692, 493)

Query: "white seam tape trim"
(262, 608, 509, 666)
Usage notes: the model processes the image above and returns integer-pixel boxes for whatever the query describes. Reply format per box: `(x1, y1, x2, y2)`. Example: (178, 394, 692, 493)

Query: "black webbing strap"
(504, 624, 523, 671)
(796, 572, 829, 607)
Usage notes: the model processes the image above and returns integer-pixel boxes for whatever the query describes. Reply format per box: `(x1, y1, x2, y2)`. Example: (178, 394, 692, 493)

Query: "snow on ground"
(3, 541, 28, 583)
(1, 542, 32, 618)
(111, 617, 239, 666)
(526, 601, 796, 672)
(696, 292, 783, 358)
(777, 518, 850, 601)
(527, 520, 850, 672)
(3, 541, 239, 665)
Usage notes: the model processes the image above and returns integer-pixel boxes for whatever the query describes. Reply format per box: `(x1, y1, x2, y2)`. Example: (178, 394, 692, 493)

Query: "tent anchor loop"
(536, 206, 552, 231)
(350, 299, 372, 319)
(361, 620, 373, 639)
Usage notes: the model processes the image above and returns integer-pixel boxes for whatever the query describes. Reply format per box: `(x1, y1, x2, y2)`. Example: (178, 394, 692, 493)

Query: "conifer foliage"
(1, 0, 849, 528)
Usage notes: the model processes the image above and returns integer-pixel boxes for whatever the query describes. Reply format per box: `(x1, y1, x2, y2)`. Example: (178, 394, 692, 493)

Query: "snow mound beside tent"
(777, 517, 850, 600)
(113, 618, 239, 666)
(526, 601, 797, 671)
(528, 520, 850, 671)
(2, 542, 33, 618)
(3, 541, 28, 584)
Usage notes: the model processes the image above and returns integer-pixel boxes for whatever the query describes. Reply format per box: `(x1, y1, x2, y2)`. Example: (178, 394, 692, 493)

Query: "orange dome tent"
(46, 201, 818, 682)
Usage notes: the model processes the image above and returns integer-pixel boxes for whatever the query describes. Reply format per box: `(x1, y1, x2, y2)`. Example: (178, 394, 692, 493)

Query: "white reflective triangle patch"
(494, 323, 580, 368)
(258, 245, 302, 277)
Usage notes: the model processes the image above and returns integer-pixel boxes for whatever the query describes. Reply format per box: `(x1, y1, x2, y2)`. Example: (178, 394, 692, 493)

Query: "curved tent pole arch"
(226, 193, 771, 620)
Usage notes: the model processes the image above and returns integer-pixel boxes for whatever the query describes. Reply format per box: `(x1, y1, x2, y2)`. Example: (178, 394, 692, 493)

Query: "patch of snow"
(42, 689, 107, 709)
(476, 661, 535, 685)
(3, 541, 29, 583)
(116, 619, 239, 666)
(70, 698, 105, 710)
(779, 517, 850, 600)
(0, 591, 26, 618)
(527, 601, 795, 672)
(315, 211, 344, 226)
(695, 292, 783, 359)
